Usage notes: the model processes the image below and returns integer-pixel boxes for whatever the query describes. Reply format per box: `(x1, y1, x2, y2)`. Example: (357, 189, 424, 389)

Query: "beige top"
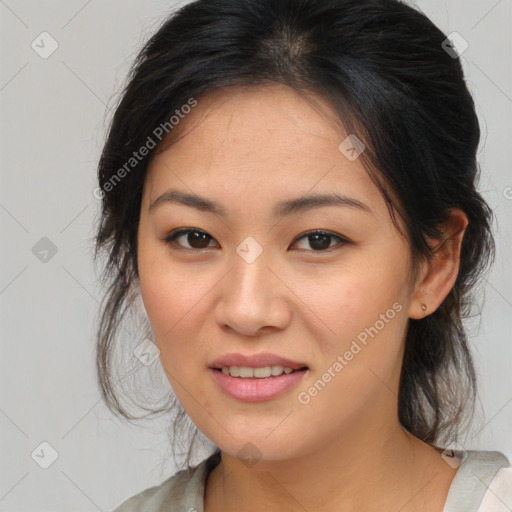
(112, 450, 511, 511)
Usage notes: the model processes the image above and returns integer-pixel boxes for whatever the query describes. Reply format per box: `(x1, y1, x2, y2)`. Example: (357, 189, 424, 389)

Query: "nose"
(214, 250, 291, 337)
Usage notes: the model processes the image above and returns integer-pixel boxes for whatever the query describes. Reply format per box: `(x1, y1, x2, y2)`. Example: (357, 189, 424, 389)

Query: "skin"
(136, 84, 468, 512)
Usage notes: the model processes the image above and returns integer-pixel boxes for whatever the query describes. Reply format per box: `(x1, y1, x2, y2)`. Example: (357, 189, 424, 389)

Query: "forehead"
(144, 84, 384, 216)
(153, 84, 345, 159)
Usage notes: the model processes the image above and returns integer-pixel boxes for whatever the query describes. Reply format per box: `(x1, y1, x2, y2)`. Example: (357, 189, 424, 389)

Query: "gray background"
(1, 0, 511, 510)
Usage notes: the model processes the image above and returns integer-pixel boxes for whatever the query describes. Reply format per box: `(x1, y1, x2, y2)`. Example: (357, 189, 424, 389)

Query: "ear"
(408, 208, 468, 319)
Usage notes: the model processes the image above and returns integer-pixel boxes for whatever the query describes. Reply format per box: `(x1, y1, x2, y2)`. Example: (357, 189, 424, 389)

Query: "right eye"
(163, 228, 219, 250)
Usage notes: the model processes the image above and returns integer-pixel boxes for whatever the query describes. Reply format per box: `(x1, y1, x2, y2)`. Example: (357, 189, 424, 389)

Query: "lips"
(209, 352, 309, 371)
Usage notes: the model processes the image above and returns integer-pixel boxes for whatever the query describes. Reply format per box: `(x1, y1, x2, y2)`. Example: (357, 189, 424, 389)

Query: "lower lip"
(209, 368, 308, 403)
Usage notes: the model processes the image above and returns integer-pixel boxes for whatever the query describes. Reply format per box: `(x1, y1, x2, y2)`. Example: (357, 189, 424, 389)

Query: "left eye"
(163, 229, 349, 251)
(292, 230, 348, 251)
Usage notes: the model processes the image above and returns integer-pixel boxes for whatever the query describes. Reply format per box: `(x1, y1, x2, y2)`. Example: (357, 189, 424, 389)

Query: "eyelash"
(163, 228, 350, 252)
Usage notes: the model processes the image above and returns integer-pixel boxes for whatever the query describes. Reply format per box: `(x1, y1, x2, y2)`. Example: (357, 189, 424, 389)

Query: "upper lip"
(210, 352, 308, 370)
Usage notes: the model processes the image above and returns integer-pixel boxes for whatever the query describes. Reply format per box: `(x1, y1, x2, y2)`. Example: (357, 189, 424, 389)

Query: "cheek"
(137, 243, 212, 366)
(138, 261, 216, 412)
(295, 273, 408, 430)
(299, 252, 409, 349)
(298, 250, 410, 410)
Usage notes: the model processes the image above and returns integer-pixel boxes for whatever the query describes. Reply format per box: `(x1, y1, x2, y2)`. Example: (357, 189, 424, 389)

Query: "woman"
(93, 0, 512, 510)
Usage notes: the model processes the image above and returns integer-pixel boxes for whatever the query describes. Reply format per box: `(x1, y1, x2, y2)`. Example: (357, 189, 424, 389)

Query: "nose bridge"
(215, 238, 290, 335)
(229, 241, 272, 306)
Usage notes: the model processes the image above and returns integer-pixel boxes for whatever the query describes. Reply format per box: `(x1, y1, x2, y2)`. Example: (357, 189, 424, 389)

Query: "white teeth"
(254, 367, 271, 378)
(239, 366, 254, 378)
(220, 365, 298, 378)
(271, 365, 284, 376)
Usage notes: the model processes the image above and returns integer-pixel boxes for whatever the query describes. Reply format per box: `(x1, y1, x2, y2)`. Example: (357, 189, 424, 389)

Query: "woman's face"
(137, 84, 417, 461)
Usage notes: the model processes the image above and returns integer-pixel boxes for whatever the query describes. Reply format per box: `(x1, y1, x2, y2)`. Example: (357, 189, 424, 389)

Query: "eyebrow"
(148, 189, 372, 217)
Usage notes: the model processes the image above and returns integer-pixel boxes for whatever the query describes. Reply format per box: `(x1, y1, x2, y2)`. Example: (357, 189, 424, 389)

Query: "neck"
(204, 412, 455, 512)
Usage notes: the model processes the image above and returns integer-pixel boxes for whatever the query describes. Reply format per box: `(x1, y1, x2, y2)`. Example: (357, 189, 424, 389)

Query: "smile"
(217, 365, 307, 378)
(210, 367, 309, 402)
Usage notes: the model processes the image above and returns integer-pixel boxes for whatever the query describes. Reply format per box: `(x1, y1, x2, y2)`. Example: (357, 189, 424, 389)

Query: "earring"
(421, 303, 427, 312)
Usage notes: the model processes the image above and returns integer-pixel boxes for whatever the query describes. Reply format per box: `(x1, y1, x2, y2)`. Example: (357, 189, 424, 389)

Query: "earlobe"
(408, 208, 468, 320)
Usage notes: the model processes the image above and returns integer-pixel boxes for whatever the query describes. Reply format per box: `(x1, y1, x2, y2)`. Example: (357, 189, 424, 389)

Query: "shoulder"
(111, 467, 194, 512)
(443, 449, 511, 512)
(111, 451, 221, 512)
(479, 464, 512, 511)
